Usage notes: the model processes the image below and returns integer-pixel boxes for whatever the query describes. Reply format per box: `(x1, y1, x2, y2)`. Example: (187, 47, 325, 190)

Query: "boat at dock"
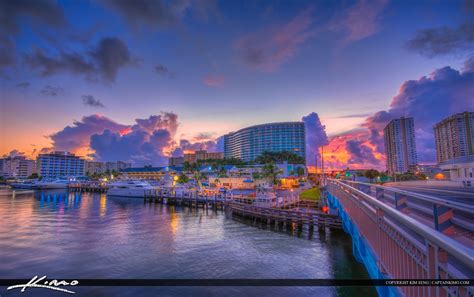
(9, 180, 39, 189)
(36, 179, 70, 189)
(107, 180, 155, 198)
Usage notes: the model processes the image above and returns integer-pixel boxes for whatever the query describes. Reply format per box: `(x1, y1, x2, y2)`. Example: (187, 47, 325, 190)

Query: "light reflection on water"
(0, 188, 376, 297)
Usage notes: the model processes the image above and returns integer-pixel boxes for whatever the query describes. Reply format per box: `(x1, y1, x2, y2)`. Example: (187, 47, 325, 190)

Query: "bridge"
(324, 179, 474, 297)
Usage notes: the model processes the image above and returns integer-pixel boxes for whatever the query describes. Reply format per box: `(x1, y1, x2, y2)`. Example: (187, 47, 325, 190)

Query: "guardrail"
(326, 179, 473, 297)
(338, 180, 474, 235)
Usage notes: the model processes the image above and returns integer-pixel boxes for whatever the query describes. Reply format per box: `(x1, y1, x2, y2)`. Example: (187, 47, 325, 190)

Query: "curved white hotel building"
(224, 122, 306, 162)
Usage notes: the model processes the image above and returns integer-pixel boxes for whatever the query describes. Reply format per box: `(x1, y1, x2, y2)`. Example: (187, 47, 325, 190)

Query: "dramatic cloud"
(346, 139, 379, 165)
(102, 0, 220, 29)
(40, 85, 64, 96)
(324, 129, 384, 170)
(170, 137, 221, 158)
(234, 7, 315, 72)
(324, 57, 474, 169)
(302, 112, 328, 166)
(24, 37, 134, 82)
(203, 74, 224, 87)
(91, 37, 134, 81)
(15, 81, 30, 88)
(0, 0, 66, 71)
(330, 0, 388, 43)
(406, 22, 474, 56)
(91, 112, 180, 165)
(82, 95, 105, 108)
(90, 129, 172, 166)
(50, 114, 128, 152)
(365, 62, 474, 162)
(154, 64, 174, 78)
(133, 113, 179, 136)
(0, 0, 66, 35)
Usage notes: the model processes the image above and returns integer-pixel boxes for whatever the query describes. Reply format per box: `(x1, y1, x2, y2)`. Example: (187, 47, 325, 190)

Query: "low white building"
(439, 155, 474, 187)
(1, 156, 36, 179)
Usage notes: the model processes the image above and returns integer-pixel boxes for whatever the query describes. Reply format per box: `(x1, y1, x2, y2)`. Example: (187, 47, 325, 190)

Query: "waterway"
(0, 188, 376, 296)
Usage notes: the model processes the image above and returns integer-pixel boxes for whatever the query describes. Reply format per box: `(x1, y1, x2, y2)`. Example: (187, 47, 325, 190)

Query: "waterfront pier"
(142, 188, 342, 231)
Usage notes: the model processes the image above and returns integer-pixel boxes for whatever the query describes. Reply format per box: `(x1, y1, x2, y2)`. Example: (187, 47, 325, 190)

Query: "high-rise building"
(433, 111, 474, 164)
(36, 151, 85, 179)
(224, 122, 306, 163)
(383, 117, 418, 174)
(85, 161, 105, 174)
(0, 156, 36, 179)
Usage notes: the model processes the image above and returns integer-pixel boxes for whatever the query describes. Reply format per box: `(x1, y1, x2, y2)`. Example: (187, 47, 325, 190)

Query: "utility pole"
(321, 146, 325, 186)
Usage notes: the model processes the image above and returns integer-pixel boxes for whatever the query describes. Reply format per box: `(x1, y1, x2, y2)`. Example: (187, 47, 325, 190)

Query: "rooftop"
(123, 166, 183, 173)
(440, 155, 474, 166)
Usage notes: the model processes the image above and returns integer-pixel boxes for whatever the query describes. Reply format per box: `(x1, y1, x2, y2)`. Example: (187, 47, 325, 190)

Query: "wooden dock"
(143, 189, 341, 230)
(68, 184, 108, 193)
(230, 203, 341, 230)
(66, 185, 341, 230)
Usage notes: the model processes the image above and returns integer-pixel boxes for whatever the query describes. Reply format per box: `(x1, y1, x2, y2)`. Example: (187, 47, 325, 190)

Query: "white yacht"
(107, 180, 155, 198)
(36, 179, 70, 189)
(9, 180, 39, 189)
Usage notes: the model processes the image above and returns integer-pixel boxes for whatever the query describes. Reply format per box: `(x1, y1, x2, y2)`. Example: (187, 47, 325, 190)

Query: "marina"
(0, 187, 375, 297)
(5, 178, 342, 233)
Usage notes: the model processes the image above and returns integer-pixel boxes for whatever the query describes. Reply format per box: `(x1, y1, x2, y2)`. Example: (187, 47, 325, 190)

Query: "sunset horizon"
(2, 0, 473, 171)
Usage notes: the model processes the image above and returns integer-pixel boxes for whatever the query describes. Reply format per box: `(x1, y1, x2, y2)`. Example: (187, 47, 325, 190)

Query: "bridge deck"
(326, 179, 474, 297)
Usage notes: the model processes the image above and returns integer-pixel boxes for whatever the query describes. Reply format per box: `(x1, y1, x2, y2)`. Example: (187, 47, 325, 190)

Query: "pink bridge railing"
(326, 179, 474, 297)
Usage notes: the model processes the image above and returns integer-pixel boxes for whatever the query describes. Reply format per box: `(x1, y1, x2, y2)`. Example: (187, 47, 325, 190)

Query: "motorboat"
(254, 185, 277, 207)
(9, 179, 39, 189)
(107, 180, 155, 198)
(36, 179, 70, 189)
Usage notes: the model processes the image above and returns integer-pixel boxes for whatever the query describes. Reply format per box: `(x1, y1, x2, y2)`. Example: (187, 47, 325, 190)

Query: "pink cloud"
(330, 0, 389, 44)
(203, 74, 225, 87)
(234, 6, 316, 72)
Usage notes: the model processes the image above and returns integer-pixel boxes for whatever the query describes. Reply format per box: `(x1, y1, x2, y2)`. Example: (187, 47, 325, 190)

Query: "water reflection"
(0, 189, 376, 297)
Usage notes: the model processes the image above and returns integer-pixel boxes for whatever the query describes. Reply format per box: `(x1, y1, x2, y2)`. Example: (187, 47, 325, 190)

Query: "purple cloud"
(302, 112, 328, 166)
(346, 139, 379, 164)
(50, 114, 128, 152)
(25, 37, 134, 82)
(91, 129, 172, 166)
(363, 58, 474, 163)
(90, 112, 179, 165)
(133, 113, 178, 136)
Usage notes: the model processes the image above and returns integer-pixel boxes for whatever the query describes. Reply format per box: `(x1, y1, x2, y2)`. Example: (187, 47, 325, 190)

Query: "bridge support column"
(433, 204, 454, 236)
(394, 193, 408, 213)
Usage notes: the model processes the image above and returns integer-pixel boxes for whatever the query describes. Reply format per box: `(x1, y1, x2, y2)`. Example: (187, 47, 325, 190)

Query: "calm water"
(0, 187, 376, 297)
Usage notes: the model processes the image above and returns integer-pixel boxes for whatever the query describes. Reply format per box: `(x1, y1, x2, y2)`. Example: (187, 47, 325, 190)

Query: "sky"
(1, 0, 473, 169)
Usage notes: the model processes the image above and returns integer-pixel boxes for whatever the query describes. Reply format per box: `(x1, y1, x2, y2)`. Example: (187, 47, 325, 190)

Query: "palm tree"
(218, 167, 227, 178)
(262, 163, 281, 185)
